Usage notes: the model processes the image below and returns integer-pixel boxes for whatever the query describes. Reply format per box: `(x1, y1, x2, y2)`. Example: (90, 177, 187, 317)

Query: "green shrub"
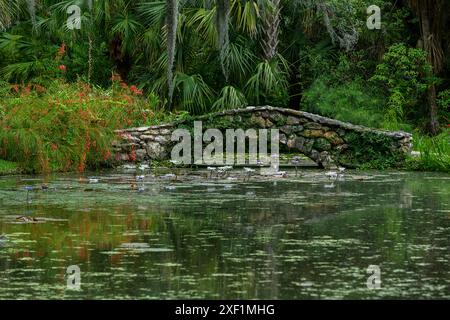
(0, 79, 169, 173)
(0, 159, 18, 175)
(407, 130, 450, 173)
(338, 131, 406, 169)
(301, 78, 388, 129)
(371, 43, 435, 129)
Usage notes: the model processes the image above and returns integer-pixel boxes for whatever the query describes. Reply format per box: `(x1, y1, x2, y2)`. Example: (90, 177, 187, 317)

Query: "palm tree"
(0, 0, 23, 30)
(166, 0, 178, 109)
(260, 0, 281, 61)
(216, 0, 231, 82)
(26, 0, 37, 30)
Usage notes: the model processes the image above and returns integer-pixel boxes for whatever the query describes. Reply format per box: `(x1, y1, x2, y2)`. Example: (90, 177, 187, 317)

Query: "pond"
(0, 168, 449, 299)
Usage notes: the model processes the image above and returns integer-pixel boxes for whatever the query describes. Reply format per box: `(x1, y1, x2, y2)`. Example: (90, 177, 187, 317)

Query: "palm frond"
(245, 58, 288, 104)
(213, 85, 247, 110)
(174, 72, 215, 114)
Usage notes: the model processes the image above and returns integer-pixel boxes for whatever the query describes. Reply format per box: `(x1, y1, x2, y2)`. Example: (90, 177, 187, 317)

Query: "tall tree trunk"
(261, 0, 281, 61)
(26, 0, 36, 31)
(408, 0, 444, 134)
(88, 1, 93, 83)
(419, 3, 440, 134)
(216, 0, 230, 82)
(166, 0, 178, 109)
(109, 36, 132, 81)
(427, 84, 439, 134)
(88, 35, 93, 83)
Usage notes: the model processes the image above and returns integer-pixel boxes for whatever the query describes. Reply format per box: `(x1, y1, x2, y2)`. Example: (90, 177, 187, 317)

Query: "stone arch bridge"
(113, 106, 413, 169)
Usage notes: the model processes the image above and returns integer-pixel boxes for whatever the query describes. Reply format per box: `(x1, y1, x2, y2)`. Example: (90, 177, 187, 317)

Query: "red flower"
(35, 84, 46, 93)
(123, 94, 133, 104)
(51, 143, 58, 151)
(59, 65, 66, 72)
(130, 85, 143, 95)
(78, 163, 85, 173)
(57, 43, 66, 58)
(103, 151, 112, 161)
(21, 85, 31, 96)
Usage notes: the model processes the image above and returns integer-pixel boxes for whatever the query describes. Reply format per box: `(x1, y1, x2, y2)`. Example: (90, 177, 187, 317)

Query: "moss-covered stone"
(314, 138, 332, 151)
(300, 129, 325, 138)
(324, 131, 344, 145)
(250, 114, 267, 128)
(288, 136, 314, 154)
(114, 106, 413, 169)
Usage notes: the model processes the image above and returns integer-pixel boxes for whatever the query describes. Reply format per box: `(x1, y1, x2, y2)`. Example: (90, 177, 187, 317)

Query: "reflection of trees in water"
(399, 185, 413, 209)
(0, 172, 448, 298)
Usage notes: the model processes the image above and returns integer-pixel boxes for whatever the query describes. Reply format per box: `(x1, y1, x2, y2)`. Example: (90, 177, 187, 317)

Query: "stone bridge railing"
(113, 106, 413, 169)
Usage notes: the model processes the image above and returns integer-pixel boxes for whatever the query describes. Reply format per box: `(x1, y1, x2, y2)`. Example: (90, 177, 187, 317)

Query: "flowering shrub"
(0, 79, 168, 173)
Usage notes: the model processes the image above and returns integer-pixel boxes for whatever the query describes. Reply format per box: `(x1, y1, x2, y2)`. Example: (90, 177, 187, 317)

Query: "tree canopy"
(0, 0, 448, 134)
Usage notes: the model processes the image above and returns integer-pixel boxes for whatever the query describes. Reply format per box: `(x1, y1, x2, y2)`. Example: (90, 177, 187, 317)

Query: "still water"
(0, 169, 449, 299)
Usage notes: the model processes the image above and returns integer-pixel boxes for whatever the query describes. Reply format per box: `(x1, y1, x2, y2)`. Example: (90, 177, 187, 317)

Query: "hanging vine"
(316, 0, 359, 52)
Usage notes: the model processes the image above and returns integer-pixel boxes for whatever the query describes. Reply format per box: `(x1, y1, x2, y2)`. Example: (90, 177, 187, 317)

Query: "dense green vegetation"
(0, 159, 18, 175)
(0, 0, 448, 173)
(0, 79, 185, 173)
(407, 130, 450, 173)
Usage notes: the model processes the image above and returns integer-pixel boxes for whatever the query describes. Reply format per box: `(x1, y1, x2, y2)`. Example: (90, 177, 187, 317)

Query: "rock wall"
(113, 106, 413, 168)
(113, 124, 175, 162)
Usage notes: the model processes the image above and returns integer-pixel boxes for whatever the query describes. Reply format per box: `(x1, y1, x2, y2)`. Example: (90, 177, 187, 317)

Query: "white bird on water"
(207, 167, 217, 179)
(138, 164, 149, 171)
(88, 177, 99, 184)
(273, 171, 287, 178)
(325, 171, 338, 179)
(217, 166, 233, 179)
(243, 167, 256, 181)
(325, 167, 346, 181)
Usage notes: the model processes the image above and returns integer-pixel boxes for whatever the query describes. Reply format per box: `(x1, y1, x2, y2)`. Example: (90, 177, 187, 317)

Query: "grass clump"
(407, 130, 450, 173)
(0, 159, 18, 175)
(301, 78, 390, 129)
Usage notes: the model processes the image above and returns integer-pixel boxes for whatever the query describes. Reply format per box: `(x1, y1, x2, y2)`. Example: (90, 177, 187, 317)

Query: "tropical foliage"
(0, 78, 168, 173)
(0, 0, 449, 172)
